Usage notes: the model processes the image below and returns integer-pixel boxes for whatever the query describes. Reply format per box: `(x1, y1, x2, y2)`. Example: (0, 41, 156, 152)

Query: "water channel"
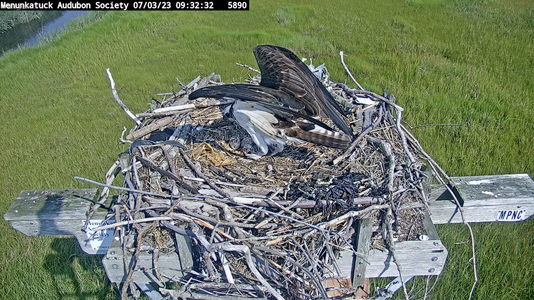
(0, 11, 90, 57)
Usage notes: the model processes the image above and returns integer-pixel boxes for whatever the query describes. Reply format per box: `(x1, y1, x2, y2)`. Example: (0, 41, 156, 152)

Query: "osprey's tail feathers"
(315, 82, 354, 136)
(284, 124, 351, 149)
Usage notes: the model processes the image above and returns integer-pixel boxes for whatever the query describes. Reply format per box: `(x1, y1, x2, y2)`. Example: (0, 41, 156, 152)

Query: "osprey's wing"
(190, 84, 303, 110)
(253, 45, 353, 136)
(189, 84, 337, 132)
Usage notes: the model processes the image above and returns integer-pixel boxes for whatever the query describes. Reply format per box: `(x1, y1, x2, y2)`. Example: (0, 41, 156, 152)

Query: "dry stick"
(320, 204, 390, 229)
(149, 99, 233, 117)
(235, 62, 260, 74)
(126, 116, 175, 140)
(233, 228, 313, 243)
(351, 89, 405, 112)
(218, 252, 235, 284)
(184, 75, 201, 90)
(174, 203, 257, 230)
(162, 285, 269, 300)
(324, 231, 342, 277)
(131, 155, 143, 216)
(137, 108, 193, 118)
(334, 126, 372, 166)
(76, 177, 251, 212)
(152, 248, 164, 287)
(84, 159, 121, 229)
(393, 109, 416, 164)
(264, 188, 304, 220)
(290, 237, 321, 280)
(217, 198, 365, 258)
(121, 221, 153, 299)
(204, 200, 249, 239)
(120, 126, 132, 143)
(339, 51, 364, 90)
(144, 209, 193, 237)
(136, 155, 198, 194)
(92, 216, 173, 231)
(184, 176, 246, 188)
(209, 244, 284, 300)
(367, 136, 395, 192)
(268, 197, 339, 278)
(75, 176, 177, 199)
(105, 68, 141, 126)
(80, 173, 372, 215)
(188, 222, 219, 280)
(385, 206, 410, 300)
(220, 196, 376, 209)
(161, 145, 178, 175)
(188, 282, 268, 293)
(170, 210, 235, 240)
(255, 189, 303, 229)
(257, 246, 329, 299)
(333, 103, 384, 166)
(400, 124, 478, 300)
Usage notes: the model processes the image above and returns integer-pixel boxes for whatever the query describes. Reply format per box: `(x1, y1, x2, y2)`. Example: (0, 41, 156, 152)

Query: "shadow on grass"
(43, 237, 118, 300)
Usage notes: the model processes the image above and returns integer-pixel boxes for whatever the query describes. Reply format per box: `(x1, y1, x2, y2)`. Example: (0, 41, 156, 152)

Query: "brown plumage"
(253, 45, 353, 136)
(189, 45, 353, 158)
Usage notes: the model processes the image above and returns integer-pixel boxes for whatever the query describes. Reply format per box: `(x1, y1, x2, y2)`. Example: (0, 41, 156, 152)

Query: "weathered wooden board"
(102, 232, 195, 283)
(3, 189, 97, 234)
(12, 172, 534, 287)
(2, 189, 113, 255)
(105, 210, 447, 284)
(103, 239, 447, 284)
(3, 189, 96, 241)
(352, 218, 372, 286)
(365, 240, 447, 278)
(429, 174, 534, 224)
(363, 211, 446, 278)
(104, 240, 447, 284)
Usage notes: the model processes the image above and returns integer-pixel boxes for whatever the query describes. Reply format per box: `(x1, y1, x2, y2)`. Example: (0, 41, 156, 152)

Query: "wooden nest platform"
(86, 66, 441, 300)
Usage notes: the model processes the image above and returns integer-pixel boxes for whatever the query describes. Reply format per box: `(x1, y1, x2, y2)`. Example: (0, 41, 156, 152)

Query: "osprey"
(189, 45, 353, 159)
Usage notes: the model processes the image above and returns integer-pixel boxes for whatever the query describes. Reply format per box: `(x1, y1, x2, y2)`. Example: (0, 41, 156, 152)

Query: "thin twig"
(84, 159, 120, 229)
(385, 206, 410, 300)
(393, 109, 416, 164)
(366, 136, 395, 192)
(209, 243, 284, 300)
(333, 103, 384, 165)
(235, 63, 260, 74)
(75, 176, 177, 198)
(400, 124, 478, 299)
(105, 68, 141, 126)
(136, 155, 198, 194)
(339, 51, 364, 90)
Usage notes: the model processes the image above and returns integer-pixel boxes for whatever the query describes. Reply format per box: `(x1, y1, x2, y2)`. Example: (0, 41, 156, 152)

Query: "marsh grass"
(0, 1, 533, 299)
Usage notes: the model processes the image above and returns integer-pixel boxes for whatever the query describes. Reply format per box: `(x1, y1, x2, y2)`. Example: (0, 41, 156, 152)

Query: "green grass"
(0, 0, 533, 299)
(0, 11, 46, 32)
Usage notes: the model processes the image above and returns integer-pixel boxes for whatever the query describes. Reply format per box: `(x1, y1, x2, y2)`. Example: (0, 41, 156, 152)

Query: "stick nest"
(94, 69, 434, 300)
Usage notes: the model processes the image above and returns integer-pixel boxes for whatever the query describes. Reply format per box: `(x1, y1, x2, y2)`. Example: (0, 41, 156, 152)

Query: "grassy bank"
(1, 0, 533, 299)
(0, 11, 47, 32)
(0, 11, 64, 54)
